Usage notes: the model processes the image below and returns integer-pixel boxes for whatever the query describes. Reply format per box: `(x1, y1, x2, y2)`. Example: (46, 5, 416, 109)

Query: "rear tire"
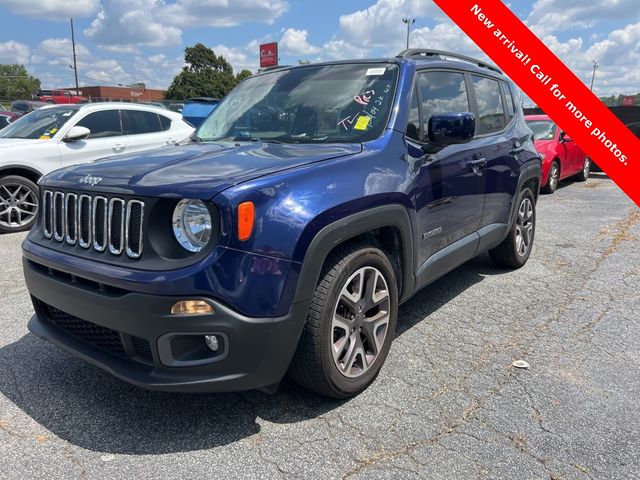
(541, 160, 559, 194)
(289, 245, 398, 398)
(489, 187, 536, 269)
(575, 157, 590, 182)
(0, 175, 39, 234)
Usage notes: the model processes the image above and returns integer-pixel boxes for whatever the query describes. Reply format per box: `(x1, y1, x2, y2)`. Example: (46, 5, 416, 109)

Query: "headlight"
(172, 199, 212, 252)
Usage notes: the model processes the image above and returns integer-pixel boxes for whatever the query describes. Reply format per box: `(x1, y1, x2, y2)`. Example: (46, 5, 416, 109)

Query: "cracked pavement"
(0, 174, 638, 479)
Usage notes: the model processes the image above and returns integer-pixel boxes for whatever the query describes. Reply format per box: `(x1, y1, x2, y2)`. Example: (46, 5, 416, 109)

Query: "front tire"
(489, 187, 536, 269)
(0, 175, 39, 234)
(289, 245, 398, 398)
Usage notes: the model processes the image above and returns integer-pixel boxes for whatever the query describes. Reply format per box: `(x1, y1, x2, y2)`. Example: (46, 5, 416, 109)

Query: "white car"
(0, 103, 194, 233)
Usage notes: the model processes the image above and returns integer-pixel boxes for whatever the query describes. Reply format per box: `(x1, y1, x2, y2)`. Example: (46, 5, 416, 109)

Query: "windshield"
(197, 63, 399, 144)
(0, 106, 78, 139)
(526, 120, 556, 141)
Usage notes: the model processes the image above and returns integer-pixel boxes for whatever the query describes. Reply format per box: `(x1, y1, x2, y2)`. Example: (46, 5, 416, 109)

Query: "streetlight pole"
(590, 60, 599, 92)
(70, 18, 79, 93)
(402, 17, 415, 50)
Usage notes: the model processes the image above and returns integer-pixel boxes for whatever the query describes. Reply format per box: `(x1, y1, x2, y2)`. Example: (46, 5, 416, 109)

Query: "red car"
(525, 115, 590, 194)
(35, 89, 89, 104)
(0, 111, 21, 128)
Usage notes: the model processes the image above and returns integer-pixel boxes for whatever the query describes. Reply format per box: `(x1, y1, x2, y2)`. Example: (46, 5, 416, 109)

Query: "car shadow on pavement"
(0, 253, 506, 455)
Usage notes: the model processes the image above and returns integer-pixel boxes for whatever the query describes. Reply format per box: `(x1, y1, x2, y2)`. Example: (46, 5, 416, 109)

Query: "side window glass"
(417, 71, 470, 141)
(471, 76, 506, 134)
(76, 110, 123, 138)
(126, 110, 162, 134)
(503, 82, 516, 121)
(406, 86, 420, 141)
(159, 115, 172, 131)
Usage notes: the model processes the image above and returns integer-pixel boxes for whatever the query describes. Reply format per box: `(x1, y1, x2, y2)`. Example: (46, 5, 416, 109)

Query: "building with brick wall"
(64, 85, 166, 102)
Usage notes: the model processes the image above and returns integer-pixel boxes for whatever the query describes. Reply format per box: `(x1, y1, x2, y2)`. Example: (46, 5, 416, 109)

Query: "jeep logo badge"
(79, 175, 103, 187)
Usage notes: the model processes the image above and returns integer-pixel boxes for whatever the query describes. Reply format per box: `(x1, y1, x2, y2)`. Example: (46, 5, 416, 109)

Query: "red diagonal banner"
(433, 0, 640, 207)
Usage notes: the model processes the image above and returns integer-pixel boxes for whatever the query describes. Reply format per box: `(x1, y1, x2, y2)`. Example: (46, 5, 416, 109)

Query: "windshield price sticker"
(366, 68, 386, 76)
(354, 115, 371, 130)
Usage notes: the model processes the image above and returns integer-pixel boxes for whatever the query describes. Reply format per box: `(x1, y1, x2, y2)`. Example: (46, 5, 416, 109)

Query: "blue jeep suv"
(22, 50, 541, 398)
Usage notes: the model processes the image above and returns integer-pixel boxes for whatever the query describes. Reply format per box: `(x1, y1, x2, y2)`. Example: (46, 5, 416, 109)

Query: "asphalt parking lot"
(0, 174, 638, 480)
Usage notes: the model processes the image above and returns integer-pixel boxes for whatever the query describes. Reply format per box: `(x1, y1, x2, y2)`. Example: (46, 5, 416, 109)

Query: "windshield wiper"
(251, 137, 287, 144)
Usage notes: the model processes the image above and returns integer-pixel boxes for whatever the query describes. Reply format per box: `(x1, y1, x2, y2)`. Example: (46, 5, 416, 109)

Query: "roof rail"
(396, 49, 502, 74)
(258, 64, 291, 73)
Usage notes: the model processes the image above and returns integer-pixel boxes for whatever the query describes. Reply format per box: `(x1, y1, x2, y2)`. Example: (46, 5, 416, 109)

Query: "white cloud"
(338, 0, 441, 49)
(537, 22, 640, 95)
(528, 0, 640, 36)
(411, 22, 482, 58)
(0, 0, 98, 19)
(132, 55, 184, 89)
(98, 44, 142, 54)
(210, 44, 255, 71)
(85, 0, 182, 48)
(158, 0, 288, 28)
(0, 40, 30, 64)
(82, 0, 288, 51)
(279, 28, 320, 56)
(31, 38, 90, 66)
(320, 40, 368, 60)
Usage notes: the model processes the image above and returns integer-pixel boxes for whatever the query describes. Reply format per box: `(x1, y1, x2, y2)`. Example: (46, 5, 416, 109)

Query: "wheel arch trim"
(509, 160, 542, 228)
(293, 204, 415, 305)
(0, 165, 43, 184)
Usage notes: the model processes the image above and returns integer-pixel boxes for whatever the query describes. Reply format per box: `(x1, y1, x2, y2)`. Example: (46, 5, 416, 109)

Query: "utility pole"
(590, 60, 598, 92)
(70, 18, 79, 93)
(402, 18, 415, 49)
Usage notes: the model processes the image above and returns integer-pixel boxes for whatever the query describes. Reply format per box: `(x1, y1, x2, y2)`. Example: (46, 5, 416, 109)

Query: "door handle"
(510, 143, 525, 155)
(468, 157, 487, 168)
(112, 144, 126, 152)
(165, 138, 177, 145)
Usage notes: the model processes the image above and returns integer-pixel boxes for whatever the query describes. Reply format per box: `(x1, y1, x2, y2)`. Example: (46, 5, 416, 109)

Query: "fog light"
(171, 300, 214, 315)
(204, 335, 219, 352)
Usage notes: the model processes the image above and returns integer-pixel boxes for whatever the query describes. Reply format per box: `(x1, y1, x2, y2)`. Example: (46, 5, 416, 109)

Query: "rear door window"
(124, 110, 162, 134)
(75, 110, 124, 138)
(471, 75, 507, 135)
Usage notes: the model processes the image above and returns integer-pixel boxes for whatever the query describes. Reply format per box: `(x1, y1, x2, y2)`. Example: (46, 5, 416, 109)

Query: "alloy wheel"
(583, 158, 591, 179)
(0, 183, 39, 229)
(549, 163, 559, 191)
(515, 197, 534, 257)
(331, 266, 391, 378)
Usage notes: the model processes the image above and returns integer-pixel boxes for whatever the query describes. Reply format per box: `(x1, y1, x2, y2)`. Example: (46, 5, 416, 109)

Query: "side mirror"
(560, 132, 573, 142)
(428, 112, 475, 147)
(63, 126, 90, 142)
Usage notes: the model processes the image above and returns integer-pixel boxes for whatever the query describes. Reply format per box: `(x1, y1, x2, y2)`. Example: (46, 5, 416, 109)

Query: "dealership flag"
(433, 0, 640, 207)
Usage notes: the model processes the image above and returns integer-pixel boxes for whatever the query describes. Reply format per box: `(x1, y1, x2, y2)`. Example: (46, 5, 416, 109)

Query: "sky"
(0, 0, 638, 100)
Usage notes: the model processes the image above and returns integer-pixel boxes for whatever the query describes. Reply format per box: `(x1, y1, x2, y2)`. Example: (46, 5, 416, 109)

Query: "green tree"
(0, 64, 40, 99)
(235, 69, 253, 83)
(165, 44, 241, 100)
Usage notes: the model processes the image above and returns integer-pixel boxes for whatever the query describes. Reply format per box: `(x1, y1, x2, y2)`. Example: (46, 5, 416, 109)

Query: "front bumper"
(23, 256, 309, 393)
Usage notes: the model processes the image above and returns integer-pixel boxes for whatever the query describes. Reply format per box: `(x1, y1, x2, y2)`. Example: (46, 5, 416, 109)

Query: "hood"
(0, 138, 43, 149)
(42, 141, 362, 198)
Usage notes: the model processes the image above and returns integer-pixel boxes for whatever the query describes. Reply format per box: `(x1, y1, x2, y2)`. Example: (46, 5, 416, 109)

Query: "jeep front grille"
(43, 190, 144, 259)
